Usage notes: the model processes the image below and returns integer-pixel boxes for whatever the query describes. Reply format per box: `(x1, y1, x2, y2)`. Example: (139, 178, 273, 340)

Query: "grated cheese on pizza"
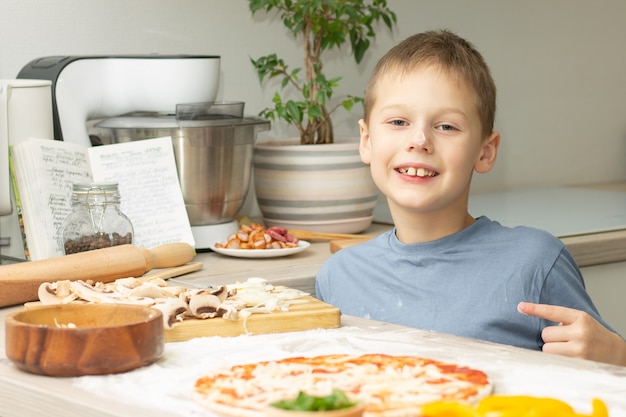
(193, 353, 492, 417)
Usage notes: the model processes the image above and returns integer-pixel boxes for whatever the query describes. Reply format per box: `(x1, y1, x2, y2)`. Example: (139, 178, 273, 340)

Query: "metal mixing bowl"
(88, 104, 269, 226)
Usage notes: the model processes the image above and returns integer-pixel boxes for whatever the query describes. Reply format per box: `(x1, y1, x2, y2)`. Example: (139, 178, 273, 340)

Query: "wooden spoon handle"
(288, 229, 373, 241)
(139, 261, 203, 282)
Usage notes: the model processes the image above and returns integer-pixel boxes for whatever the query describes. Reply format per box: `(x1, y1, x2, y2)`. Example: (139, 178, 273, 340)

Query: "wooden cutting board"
(164, 296, 341, 342)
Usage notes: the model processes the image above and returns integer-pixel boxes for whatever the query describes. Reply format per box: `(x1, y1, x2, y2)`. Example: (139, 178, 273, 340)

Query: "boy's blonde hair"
(364, 30, 497, 139)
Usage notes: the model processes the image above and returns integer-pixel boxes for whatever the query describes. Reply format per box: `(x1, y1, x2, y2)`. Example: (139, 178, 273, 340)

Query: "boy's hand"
(518, 302, 626, 366)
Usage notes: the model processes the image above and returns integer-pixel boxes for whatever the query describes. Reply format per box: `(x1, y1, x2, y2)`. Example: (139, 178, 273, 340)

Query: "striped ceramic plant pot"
(253, 137, 378, 233)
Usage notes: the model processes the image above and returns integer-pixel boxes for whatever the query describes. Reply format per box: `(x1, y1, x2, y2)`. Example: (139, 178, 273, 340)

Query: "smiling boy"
(315, 30, 626, 366)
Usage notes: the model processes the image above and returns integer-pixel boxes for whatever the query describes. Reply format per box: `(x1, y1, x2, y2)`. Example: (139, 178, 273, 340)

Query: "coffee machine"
(18, 55, 269, 249)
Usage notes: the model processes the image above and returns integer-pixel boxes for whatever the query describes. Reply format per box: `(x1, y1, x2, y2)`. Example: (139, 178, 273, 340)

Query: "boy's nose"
(409, 129, 431, 151)
(414, 130, 427, 146)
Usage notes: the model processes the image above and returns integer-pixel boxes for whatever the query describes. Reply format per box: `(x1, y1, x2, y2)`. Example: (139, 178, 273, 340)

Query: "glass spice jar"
(61, 183, 134, 255)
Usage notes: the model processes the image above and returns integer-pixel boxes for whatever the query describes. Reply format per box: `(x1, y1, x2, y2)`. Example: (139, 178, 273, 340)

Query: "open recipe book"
(10, 136, 195, 261)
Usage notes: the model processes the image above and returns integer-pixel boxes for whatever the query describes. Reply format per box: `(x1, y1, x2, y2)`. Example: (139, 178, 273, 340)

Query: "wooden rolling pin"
(0, 243, 195, 307)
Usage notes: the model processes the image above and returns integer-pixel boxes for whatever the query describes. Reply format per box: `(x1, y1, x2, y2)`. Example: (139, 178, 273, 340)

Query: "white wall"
(1, 0, 626, 193)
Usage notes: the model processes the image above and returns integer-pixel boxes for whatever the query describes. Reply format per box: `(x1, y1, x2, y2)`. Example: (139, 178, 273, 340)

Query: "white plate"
(209, 240, 311, 258)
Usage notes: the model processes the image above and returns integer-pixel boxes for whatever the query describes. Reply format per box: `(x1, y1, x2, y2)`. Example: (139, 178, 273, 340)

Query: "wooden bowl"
(5, 303, 164, 377)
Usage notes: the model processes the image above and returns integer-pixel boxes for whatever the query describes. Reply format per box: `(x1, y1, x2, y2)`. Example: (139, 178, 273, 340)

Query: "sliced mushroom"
(142, 277, 168, 287)
(184, 285, 229, 301)
(152, 297, 188, 329)
(188, 292, 222, 319)
(38, 282, 64, 305)
(55, 280, 72, 299)
(112, 283, 133, 297)
(160, 286, 187, 298)
(114, 277, 142, 288)
(37, 281, 79, 305)
(129, 282, 170, 299)
(69, 281, 123, 304)
(209, 285, 229, 303)
(217, 303, 239, 321)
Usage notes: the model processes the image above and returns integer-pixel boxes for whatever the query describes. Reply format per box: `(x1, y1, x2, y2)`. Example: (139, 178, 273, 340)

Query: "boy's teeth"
(401, 167, 434, 177)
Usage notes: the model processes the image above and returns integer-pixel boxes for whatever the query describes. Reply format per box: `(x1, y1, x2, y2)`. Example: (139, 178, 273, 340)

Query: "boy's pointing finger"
(517, 301, 577, 325)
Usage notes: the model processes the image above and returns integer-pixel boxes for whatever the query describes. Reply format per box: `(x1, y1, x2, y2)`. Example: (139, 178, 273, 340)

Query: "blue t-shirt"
(316, 216, 619, 350)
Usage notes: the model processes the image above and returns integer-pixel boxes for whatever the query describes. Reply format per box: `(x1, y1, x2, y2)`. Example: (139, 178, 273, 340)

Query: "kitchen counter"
(1, 305, 625, 417)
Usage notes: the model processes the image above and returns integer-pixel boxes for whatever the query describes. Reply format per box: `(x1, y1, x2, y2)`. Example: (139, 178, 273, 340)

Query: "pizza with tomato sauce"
(193, 353, 492, 417)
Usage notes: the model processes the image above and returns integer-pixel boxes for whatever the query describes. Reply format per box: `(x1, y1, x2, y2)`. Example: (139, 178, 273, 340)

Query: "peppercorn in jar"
(61, 183, 133, 254)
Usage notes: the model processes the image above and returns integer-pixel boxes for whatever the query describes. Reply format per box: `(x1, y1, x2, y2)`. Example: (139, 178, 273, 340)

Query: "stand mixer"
(18, 55, 269, 249)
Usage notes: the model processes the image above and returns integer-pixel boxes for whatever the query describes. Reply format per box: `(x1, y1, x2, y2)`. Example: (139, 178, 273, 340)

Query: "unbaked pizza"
(193, 353, 492, 417)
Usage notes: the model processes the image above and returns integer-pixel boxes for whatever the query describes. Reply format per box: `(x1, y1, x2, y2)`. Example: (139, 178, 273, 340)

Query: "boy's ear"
(474, 131, 500, 173)
(358, 119, 372, 164)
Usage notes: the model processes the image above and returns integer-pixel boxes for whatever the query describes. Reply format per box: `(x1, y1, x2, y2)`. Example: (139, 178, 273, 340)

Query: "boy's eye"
(437, 124, 456, 132)
(389, 119, 408, 127)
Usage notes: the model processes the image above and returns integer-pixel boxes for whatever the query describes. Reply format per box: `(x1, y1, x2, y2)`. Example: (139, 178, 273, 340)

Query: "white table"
(1, 306, 626, 417)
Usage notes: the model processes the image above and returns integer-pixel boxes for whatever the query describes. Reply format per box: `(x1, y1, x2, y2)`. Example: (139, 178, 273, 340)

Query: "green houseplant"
(249, 0, 397, 145)
(249, 0, 397, 233)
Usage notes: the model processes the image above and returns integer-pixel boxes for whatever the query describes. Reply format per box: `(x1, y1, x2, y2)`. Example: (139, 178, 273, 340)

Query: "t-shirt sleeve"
(540, 246, 621, 337)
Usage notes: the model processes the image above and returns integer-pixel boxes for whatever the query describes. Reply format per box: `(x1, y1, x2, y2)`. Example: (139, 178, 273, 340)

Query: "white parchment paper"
(72, 324, 626, 416)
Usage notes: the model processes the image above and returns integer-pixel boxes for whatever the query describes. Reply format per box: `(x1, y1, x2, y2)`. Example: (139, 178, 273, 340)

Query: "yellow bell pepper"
(477, 395, 575, 416)
(419, 395, 608, 417)
(585, 398, 609, 417)
(420, 401, 482, 417)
